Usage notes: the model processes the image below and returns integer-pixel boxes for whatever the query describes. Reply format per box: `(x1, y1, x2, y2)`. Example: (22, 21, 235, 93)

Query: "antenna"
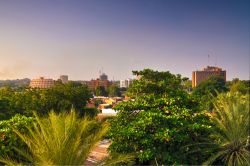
(207, 54, 210, 66)
(215, 56, 217, 67)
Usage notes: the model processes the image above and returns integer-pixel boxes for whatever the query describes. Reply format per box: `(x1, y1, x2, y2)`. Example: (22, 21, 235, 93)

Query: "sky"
(0, 0, 249, 81)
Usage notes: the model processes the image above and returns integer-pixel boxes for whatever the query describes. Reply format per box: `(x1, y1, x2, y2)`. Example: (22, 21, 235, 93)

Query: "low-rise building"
(30, 77, 54, 88)
(120, 79, 132, 88)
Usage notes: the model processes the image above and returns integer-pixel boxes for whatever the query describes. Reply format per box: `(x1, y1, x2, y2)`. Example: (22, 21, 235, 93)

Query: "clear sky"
(0, 0, 249, 80)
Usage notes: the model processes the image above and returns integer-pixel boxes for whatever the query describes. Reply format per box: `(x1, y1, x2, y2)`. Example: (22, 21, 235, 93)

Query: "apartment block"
(192, 66, 226, 87)
(30, 77, 54, 88)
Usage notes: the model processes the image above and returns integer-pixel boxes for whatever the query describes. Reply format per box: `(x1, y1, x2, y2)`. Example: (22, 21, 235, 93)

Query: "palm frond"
(1, 110, 110, 165)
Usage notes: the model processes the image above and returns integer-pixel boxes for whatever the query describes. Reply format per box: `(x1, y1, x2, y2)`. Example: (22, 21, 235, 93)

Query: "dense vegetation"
(0, 114, 33, 161)
(205, 92, 250, 165)
(0, 111, 134, 165)
(0, 69, 249, 165)
(108, 69, 214, 164)
(0, 82, 92, 120)
(108, 69, 250, 165)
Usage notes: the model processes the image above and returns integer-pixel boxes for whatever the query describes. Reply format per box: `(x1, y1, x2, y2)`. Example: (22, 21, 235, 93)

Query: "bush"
(0, 114, 33, 162)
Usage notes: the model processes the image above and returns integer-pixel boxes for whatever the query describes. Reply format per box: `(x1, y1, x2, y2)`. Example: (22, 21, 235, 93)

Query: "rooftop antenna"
(207, 54, 210, 66)
(215, 55, 217, 67)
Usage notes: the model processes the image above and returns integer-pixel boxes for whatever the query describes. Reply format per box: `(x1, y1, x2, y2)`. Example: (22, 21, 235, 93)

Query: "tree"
(108, 84, 121, 97)
(0, 82, 92, 118)
(0, 111, 134, 165)
(204, 92, 250, 165)
(0, 114, 34, 162)
(192, 75, 228, 110)
(95, 86, 108, 97)
(108, 69, 213, 164)
(228, 79, 249, 94)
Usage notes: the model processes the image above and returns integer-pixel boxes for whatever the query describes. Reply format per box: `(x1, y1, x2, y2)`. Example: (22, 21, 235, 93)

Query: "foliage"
(0, 78, 30, 88)
(0, 111, 109, 165)
(0, 114, 33, 162)
(192, 75, 228, 110)
(95, 86, 108, 96)
(108, 84, 121, 97)
(204, 92, 250, 165)
(108, 69, 213, 164)
(0, 82, 92, 119)
(80, 107, 99, 118)
(227, 78, 250, 94)
(94, 99, 103, 108)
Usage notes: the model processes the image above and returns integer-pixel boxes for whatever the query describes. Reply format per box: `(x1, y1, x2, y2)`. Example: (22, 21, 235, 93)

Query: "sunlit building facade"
(192, 66, 226, 87)
(30, 77, 54, 88)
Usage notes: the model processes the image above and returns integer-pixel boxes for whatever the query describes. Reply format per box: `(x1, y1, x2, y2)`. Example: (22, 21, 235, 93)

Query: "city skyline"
(0, 0, 249, 80)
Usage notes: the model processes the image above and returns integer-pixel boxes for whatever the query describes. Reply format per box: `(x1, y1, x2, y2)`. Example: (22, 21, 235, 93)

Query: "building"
(99, 73, 108, 80)
(87, 79, 110, 91)
(59, 75, 68, 83)
(85, 73, 110, 91)
(192, 66, 226, 87)
(120, 79, 133, 88)
(30, 77, 54, 88)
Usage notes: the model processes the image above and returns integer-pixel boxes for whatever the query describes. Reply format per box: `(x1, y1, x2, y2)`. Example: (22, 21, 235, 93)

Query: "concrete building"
(59, 75, 68, 83)
(192, 66, 226, 87)
(87, 79, 109, 91)
(30, 77, 54, 88)
(85, 73, 110, 91)
(120, 79, 132, 88)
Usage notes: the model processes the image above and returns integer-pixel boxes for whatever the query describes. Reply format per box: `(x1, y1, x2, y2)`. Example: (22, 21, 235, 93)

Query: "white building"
(120, 79, 133, 88)
(60, 75, 68, 83)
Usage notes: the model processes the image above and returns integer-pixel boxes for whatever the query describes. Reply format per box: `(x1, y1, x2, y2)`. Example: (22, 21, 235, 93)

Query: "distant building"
(85, 73, 110, 91)
(192, 66, 226, 87)
(120, 79, 133, 88)
(59, 75, 68, 83)
(30, 77, 54, 88)
(87, 79, 110, 91)
(99, 73, 108, 80)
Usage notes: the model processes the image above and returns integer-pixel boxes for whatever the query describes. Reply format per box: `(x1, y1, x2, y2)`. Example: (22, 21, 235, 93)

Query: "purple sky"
(0, 0, 249, 80)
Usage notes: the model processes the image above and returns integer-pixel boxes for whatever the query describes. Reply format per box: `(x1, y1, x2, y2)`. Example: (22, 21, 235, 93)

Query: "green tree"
(204, 92, 250, 165)
(108, 69, 213, 164)
(0, 82, 92, 118)
(95, 86, 108, 96)
(228, 78, 249, 94)
(108, 84, 121, 97)
(0, 114, 34, 162)
(192, 75, 228, 110)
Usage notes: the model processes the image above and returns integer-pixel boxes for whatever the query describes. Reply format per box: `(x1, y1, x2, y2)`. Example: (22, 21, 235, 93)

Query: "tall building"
(60, 75, 68, 83)
(192, 66, 226, 87)
(120, 79, 133, 88)
(30, 77, 54, 88)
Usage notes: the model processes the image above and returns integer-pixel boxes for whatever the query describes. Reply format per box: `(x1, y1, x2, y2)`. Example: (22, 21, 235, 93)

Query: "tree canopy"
(0, 82, 92, 119)
(192, 75, 228, 110)
(108, 69, 213, 165)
